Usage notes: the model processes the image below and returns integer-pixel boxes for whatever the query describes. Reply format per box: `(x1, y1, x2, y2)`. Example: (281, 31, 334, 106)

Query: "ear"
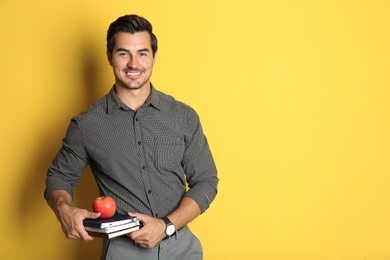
(153, 50, 158, 65)
(107, 49, 113, 66)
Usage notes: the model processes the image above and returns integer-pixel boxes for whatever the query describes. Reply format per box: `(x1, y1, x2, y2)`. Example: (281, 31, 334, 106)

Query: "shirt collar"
(146, 84, 162, 111)
(106, 84, 162, 114)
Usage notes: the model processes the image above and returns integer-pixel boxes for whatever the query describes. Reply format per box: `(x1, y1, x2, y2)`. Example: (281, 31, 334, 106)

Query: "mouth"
(124, 69, 143, 78)
(126, 71, 141, 76)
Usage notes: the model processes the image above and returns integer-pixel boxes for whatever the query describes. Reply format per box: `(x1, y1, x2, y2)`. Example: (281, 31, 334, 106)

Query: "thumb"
(86, 211, 101, 219)
(127, 212, 138, 218)
(128, 212, 154, 227)
(127, 212, 140, 218)
(128, 212, 148, 222)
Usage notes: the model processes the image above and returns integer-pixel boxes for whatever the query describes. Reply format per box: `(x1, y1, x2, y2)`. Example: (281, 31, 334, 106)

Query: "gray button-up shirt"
(44, 86, 218, 218)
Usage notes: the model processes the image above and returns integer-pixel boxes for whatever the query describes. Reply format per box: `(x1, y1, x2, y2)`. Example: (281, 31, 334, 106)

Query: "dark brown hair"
(106, 14, 158, 56)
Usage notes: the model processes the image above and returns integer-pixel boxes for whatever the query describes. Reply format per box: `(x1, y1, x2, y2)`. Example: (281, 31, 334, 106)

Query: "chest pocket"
(153, 137, 185, 171)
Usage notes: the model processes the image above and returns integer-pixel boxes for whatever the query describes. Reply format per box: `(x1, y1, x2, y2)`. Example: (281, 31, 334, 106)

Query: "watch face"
(166, 224, 175, 236)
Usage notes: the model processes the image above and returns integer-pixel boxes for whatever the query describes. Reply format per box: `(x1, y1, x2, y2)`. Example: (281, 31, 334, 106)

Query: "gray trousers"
(101, 226, 203, 260)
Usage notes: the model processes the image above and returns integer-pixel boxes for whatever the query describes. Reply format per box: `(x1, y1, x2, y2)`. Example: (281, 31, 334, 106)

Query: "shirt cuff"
(184, 183, 217, 213)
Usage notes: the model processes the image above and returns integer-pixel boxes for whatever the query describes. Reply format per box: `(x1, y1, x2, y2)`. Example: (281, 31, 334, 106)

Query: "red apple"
(92, 196, 116, 218)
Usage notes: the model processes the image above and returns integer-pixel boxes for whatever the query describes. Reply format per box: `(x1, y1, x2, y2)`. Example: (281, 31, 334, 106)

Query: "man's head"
(106, 15, 158, 57)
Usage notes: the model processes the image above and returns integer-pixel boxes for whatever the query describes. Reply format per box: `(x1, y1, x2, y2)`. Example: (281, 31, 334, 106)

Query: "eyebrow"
(116, 48, 150, 53)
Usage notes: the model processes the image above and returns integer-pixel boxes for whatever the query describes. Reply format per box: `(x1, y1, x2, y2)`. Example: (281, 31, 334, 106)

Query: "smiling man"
(44, 15, 218, 260)
(110, 32, 155, 89)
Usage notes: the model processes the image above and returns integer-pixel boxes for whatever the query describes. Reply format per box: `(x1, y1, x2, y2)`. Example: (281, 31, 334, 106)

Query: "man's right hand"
(47, 190, 101, 241)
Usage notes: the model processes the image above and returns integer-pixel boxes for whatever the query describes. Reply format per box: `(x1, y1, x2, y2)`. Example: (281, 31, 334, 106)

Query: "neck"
(115, 84, 151, 111)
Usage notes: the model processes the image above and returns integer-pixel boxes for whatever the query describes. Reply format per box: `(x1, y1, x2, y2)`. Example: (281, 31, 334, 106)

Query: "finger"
(85, 211, 101, 219)
(79, 229, 95, 242)
(129, 212, 150, 223)
(65, 228, 83, 240)
(127, 212, 147, 225)
(127, 212, 139, 218)
(68, 229, 94, 242)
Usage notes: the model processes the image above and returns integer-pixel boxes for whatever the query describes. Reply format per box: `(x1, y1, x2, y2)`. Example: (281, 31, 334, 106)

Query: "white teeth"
(126, 71, 141, 76)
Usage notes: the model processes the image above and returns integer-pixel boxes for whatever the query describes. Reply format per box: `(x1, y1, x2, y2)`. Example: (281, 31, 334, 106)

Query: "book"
(83, 212, 137, 228)
(85, 220, 141, 233)
(87, 225, 140, 239)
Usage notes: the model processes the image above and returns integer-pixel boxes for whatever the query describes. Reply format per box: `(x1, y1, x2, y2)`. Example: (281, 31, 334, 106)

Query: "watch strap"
(162, 217, 172, 225)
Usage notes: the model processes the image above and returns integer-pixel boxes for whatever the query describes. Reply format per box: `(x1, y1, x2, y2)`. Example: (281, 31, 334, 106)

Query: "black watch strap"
(162, 217, 172, 225)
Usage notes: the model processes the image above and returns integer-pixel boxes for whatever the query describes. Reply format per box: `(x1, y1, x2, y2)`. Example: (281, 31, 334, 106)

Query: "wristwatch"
(162, 217, 176, 236)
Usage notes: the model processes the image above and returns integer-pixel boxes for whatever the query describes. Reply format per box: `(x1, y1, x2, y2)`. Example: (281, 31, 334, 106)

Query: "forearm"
(167, 196, 201, 230)
(127, 196, 201, 248)
(47, 190, 73, 221)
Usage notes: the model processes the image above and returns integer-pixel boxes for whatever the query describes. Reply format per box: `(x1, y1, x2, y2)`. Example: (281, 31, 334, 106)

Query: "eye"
(117, 51, 128, 56)
(139, 52, 148, 57)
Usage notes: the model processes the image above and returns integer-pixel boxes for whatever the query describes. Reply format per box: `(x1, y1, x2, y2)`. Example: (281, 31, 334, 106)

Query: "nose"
(127, 56, 139, 68)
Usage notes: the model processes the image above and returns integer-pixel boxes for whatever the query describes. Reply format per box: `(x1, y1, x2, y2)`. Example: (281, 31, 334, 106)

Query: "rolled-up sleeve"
(44, 119, 89, 201)
(182, 107, 219, 213)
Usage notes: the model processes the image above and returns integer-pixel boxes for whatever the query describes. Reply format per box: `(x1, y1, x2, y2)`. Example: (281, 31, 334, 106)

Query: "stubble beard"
(118, 69, 152, 91)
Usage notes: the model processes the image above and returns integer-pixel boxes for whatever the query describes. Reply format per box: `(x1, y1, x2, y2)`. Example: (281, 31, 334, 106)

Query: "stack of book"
(83, 212, 141, 239)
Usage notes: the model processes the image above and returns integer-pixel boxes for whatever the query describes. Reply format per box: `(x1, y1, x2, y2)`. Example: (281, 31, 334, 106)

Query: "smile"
(126, 71, 142, 76)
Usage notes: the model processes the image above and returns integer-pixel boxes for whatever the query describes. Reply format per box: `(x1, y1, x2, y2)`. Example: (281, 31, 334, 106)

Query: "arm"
(128, 197, 200, 248)
(167, 196, 201, 231)
(47, 190, 100, 241)
(45, 120, 100, 240)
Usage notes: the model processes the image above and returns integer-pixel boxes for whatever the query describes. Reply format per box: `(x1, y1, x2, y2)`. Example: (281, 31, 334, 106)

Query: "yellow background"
(1, 0, 389, 259)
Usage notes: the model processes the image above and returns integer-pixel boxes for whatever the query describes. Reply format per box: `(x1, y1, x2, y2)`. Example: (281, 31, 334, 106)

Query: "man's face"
(108, 31, 157, 91)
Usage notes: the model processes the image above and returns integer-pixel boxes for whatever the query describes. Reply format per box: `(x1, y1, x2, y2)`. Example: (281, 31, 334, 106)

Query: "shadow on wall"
(16, 32, 108, 259)
(73, 32, 112, 259)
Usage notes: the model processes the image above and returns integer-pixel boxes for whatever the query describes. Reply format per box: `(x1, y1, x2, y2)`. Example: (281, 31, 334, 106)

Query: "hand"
(57, 203, 101, 241)
(127, 212, 166, 248)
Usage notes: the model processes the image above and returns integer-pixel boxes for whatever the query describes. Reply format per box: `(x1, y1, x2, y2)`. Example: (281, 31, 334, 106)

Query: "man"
(44, 14, 218, 260)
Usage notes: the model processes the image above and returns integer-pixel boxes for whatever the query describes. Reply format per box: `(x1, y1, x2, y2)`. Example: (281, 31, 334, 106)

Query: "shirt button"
(135, 118, 139, 121)
(138, 141, 142, 145)
(142, 166, 146, 170)
(148, 190, 152, 194)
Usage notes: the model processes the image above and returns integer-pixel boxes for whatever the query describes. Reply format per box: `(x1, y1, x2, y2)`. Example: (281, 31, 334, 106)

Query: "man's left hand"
(126, 212, 167, 248)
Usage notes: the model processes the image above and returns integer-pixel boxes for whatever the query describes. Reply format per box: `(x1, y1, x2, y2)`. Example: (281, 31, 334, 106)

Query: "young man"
(44, 14, 218, 260)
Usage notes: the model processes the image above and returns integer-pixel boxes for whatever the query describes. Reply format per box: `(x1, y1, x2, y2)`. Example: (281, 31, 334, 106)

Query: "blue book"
(83, 212, 137, 228)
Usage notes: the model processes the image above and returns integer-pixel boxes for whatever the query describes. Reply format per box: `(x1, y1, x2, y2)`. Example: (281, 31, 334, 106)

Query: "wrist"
(161, 217, 176, 236)
(48, 191, 72, 217)
(57, 200, 71, 212)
